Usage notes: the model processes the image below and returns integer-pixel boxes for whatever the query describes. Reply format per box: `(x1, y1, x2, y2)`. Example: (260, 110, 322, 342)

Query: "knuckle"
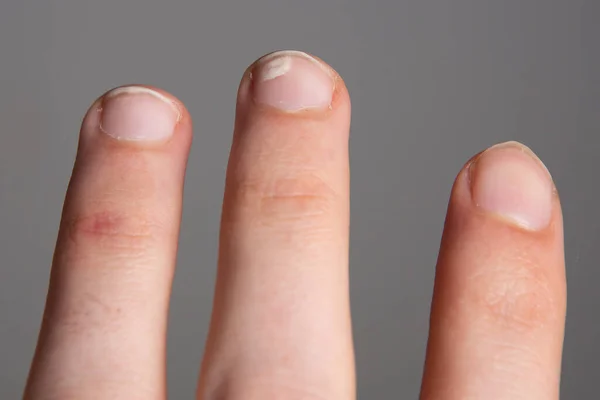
(65, 206, 166, 250)
(240, 172, 341, 227)
(470, 252, 559, 331)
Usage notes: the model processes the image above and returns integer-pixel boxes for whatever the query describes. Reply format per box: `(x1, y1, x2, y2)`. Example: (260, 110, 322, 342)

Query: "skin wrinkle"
(460, 231, 558, 332)
(228, 168, 342, 231)
(62, 203, 173, 247)
(45, 273, 159, 331)
(470, 271, 555, 332)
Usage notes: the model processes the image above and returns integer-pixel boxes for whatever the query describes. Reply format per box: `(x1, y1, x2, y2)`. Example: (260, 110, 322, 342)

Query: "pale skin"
(23, 51, 566, 399)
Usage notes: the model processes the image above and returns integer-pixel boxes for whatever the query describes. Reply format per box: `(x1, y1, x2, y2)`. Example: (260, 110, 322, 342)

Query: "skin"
(23, 53, 566, 399)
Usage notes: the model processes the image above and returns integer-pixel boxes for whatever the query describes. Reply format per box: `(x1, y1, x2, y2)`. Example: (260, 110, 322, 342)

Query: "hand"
(24, 51, 565, 399)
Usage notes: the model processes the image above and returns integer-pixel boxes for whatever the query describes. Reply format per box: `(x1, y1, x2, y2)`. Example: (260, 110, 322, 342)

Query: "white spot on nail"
(257, 50, 333, 82)
(260, 56, 293, 81)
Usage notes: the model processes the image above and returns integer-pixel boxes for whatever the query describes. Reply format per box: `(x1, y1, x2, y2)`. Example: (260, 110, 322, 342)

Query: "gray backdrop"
(0, 0, 597, 398)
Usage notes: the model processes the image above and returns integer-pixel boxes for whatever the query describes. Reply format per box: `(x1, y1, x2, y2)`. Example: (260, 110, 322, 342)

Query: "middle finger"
(197, 51, 354, 400)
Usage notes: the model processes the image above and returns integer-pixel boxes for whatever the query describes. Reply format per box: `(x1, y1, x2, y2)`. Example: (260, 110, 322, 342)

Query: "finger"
(25, 86, 192, 399)
(420, 142, 566, 400)
(197, 51, 354, 400)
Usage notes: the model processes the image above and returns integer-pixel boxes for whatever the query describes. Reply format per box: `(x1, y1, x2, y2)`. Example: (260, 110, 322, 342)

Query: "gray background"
(0, 0, 597, 398)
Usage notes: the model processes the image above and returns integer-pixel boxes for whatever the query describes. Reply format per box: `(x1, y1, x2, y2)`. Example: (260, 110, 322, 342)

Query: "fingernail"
(470, 141, 554, 230)
(99, 86, 181, 140)
(251, 50, 334, 112)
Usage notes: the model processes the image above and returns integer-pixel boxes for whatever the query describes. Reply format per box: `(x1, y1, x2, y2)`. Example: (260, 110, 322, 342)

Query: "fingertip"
(80, 85, 193, 149)
(449, 141, 560, 234)
(237, 50, 350, 119)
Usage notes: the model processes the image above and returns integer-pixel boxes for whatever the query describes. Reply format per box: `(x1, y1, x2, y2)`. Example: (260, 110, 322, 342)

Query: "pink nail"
(470, 141, 554, 230)
(100, 86, 181, 140)
(251, 51, 334, 112)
